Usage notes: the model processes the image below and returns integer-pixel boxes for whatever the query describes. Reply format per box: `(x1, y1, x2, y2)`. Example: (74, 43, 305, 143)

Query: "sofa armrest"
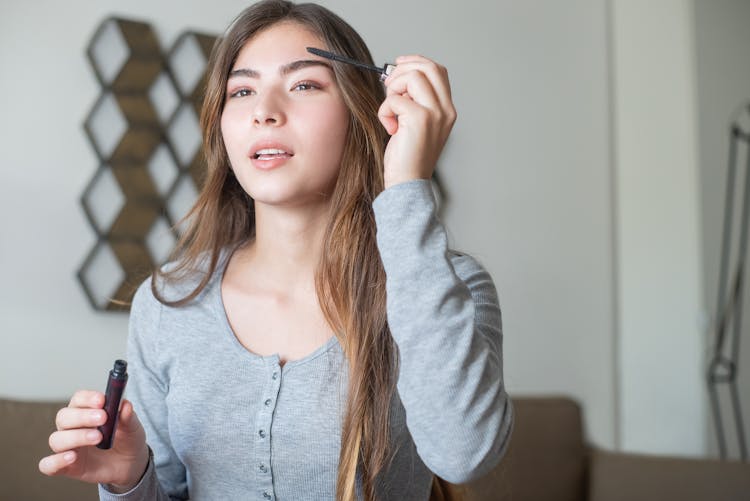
(587, 448, 750, 501)
(461, 396, 587, 501)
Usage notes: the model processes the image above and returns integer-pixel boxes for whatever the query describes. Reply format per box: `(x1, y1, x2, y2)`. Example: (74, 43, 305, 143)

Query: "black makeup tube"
(97, 359, 128, 450)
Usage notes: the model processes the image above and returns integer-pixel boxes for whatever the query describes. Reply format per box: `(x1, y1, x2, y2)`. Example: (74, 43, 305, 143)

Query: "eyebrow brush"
(306, 47, 395, 81)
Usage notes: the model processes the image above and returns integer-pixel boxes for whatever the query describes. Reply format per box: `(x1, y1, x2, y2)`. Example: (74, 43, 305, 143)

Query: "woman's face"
(221, 22, 350, 208)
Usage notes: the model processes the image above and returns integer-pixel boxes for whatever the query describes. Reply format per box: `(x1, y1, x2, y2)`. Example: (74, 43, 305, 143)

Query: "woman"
(39, 1, 513, 499)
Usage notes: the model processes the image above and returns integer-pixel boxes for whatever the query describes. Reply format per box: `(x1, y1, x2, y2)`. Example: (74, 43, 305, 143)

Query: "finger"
(49, 428, 102, 453)
(395, 54, 429, 64)
(387, 59, 452, 107)
(378, 94, 429, 135)
(388, 62, 451, 108)
(68, 390, 105, 409)
(393, 55, 450, 82)
(385, 69, 441, 111)
(56, 407, 107, 430)
(39, 451, 77, 476)
(388, 64, 457, 131)
(383, 76, 456, 133)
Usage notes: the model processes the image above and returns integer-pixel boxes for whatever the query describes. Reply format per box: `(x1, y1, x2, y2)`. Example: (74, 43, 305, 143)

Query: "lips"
(249, 141, 294, 160)
(254, 148, 291, 160)
(248, 140, 294, 170)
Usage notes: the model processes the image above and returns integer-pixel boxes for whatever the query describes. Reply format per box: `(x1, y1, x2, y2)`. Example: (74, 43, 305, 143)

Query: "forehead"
(233, 22, 324, 68)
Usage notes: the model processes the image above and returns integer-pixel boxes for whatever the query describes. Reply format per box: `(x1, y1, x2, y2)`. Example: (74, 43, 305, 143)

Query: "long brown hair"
(152, 1, 459, 499)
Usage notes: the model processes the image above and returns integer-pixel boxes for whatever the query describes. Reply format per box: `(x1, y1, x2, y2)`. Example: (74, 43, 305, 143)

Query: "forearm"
(373, 179, 514, 483)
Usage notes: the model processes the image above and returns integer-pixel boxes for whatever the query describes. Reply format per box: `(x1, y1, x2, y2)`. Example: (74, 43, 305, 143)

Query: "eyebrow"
(228, 59, 333, 79)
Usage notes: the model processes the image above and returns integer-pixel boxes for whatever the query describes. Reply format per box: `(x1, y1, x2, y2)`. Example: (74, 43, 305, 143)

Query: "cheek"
(220, 113, 236, 145)
(219, 108, 248, 152)
(307, 105, 349, 159)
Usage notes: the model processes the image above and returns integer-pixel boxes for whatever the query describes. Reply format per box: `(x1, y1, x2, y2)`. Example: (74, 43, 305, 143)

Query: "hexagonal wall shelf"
(147, 144, 181, 197)
(83, 89, 162, 165)
(78, 17, 217, 311)
(149, 71, 181, 125)
(166, 31, 217, 190)
(87, 18, 163, 93)
(78, 240, 127, 311)
(167, 32, 217, 114)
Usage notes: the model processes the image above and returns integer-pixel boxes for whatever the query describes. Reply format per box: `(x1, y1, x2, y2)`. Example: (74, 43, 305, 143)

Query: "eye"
(228, 88, 254, 98)
(292, 80, 321, 92)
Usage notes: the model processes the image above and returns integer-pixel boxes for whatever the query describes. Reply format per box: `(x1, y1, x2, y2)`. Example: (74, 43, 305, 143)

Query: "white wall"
(0, 0, 253, 401)
(693, 0, 750, 460)
(2, 0, 722, 458)
(610, 0, 705, 456)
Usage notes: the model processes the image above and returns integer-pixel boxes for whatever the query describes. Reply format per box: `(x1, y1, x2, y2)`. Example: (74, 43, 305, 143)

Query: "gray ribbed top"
(99, 180, 513, 500)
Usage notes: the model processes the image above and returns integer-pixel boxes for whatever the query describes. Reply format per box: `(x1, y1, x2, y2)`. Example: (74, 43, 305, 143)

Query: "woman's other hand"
(38, 390, 150, 492)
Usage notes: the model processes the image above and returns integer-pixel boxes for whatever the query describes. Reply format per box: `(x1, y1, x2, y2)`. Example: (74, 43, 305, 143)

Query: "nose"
(252, 90, 286, 127)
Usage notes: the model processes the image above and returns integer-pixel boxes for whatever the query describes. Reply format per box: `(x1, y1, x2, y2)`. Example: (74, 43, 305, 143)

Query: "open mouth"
(253, 148, 293, 160)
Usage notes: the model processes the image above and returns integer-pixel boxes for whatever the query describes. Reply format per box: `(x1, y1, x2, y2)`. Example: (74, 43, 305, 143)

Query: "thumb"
(117, 399, 141, 432)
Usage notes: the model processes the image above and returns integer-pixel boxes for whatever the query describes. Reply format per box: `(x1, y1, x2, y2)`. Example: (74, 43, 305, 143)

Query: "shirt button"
(263, 491, 272, 499)
(259, 463, 268, 473)
(264, 398, 272, 406)
(259, 429, 266, 438)
(272, 372, 278, 380)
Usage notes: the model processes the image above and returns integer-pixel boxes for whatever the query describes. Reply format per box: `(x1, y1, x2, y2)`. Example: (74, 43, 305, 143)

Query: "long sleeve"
(98, 279, 187, 501)
(372, 179, 514, 484)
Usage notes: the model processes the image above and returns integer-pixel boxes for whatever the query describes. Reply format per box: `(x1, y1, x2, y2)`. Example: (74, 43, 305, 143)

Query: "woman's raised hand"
(38, 390, 150, 492)
(378, 55, 457, 189)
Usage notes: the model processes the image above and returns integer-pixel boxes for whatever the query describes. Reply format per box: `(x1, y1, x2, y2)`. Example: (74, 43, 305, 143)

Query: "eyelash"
(229, 88, 253, 98)
(292, 80, 321, 91)
(228, 80, 322, 98)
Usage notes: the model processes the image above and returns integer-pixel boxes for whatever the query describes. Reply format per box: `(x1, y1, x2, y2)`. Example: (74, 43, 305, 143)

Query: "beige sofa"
(461, 397, 750, 501)
(4, 396, 749, 500)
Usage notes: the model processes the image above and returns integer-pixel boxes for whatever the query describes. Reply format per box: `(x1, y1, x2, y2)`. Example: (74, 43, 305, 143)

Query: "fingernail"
(63, 452, 75, 462)
(86, 431, 99, 441)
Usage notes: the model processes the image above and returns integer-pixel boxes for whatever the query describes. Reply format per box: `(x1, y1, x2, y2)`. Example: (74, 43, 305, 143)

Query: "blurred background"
(1, 0, 748, 463)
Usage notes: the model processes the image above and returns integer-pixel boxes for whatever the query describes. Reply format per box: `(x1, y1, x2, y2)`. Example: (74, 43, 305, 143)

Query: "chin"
(249, 187, 332, 208)
(243, 176, 337, 206)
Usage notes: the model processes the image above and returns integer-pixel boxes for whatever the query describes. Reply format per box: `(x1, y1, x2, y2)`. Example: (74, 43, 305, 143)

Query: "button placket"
(255, 360, 282, 500)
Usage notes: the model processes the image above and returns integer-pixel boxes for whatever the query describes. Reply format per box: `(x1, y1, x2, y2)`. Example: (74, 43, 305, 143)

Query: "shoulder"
(130, 275, 161, 324)
(128, 251, 228, 346)
(140, 249, 229, 306)
(128, 251, 227, 336)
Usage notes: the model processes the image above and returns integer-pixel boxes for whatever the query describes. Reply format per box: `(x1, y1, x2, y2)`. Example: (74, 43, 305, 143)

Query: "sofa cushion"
(463, 396, 588, 501)
(588, 449, 750, 501)
(0, 398, 98, 500)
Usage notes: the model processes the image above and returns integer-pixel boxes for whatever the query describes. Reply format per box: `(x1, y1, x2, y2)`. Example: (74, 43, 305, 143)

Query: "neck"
(235, 200, 330, 291)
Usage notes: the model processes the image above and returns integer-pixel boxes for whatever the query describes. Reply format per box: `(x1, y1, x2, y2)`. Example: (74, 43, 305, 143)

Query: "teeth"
(256, 148, 287, 155)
